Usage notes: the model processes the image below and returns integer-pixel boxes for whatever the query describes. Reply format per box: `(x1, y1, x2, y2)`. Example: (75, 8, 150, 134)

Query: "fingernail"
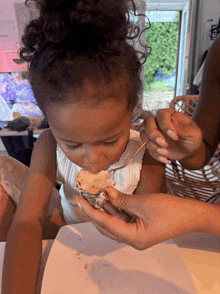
(157, 148, 170, 157)
(156, 137, 168, 147)
(158, 156, 170, 164)
(167, 129, 178, 141)
(106, 186, 117, 199)
(76, 196, 82, 209)
(172, 117, 178, 125)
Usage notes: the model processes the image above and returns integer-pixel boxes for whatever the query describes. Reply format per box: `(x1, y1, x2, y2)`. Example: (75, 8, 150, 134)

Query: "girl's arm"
(2, 128, 57, 294)
(134, 149, 165, 195)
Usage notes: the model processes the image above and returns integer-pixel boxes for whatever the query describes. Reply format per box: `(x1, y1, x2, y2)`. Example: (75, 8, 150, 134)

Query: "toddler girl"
(1, 1, 165, 292)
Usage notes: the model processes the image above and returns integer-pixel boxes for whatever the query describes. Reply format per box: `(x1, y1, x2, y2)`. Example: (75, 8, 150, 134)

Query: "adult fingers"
(145, 140, 170, 164)
(77, 196, 130, 227)
(77, 189, 149, 230)
(103, 201, 132, 222)
(141, 109, 180, 144)
(105, 186, 152, 219)
(77, 196, 137, 241)
(77, 194, 158, 250)
(142, 109, 192, 146)
(140, 116, 168, 148)
(156, 109, 179, 139)
(140, 117, 170, 164)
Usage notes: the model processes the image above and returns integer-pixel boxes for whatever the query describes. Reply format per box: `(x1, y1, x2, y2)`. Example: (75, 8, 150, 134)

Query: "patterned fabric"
(56, 130, 146, 224)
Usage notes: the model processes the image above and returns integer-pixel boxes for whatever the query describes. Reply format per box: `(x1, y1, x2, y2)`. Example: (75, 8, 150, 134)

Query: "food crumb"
(84, 263, 89, 269)
(78, 257, 81, 260)
(79, 239, 81, 241)
(76, 251, 81, 256)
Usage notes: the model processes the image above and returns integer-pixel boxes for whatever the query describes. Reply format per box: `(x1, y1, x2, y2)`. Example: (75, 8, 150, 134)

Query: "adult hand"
(140, 109, 203, 164)
(102, 200, 132, 223)
(76, 186, 210, 250)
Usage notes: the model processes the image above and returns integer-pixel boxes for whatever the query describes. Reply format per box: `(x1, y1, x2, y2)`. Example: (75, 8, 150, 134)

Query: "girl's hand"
(76, 186, 211, 250)
(140, 109, 203, 164)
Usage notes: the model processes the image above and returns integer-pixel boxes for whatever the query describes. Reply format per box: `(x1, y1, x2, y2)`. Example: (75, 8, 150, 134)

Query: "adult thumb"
(106, 186, 135, 213)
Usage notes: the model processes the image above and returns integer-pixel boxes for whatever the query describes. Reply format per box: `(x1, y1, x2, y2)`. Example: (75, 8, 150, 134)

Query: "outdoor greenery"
(144, 13, 179, 90)
(149, 80, 173, 92)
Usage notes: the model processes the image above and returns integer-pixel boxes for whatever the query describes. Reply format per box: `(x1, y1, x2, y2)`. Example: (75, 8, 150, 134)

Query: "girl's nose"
(84, 146, 105, 173)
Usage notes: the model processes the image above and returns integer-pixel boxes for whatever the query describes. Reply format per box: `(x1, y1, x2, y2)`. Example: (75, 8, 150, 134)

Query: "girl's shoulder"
(32, 128, 57, 174)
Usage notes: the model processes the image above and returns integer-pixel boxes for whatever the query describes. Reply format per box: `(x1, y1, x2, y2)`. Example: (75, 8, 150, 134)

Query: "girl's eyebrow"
(58, 131, 124, 143)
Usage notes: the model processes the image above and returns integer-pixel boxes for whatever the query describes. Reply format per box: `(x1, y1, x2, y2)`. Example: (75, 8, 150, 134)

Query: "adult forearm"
(2, 221, 42, 294)
(204, 203, 220, 236)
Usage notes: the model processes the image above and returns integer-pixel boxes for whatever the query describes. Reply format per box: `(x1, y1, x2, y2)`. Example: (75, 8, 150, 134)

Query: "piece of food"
(75, 169, 115, 209)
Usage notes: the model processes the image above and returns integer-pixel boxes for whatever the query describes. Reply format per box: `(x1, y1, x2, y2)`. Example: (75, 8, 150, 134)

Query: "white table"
(38, 230, 220, 294)
(40, 232, 220, 293)
(1, 229, 220, 294)
(173, 233, 220, 293)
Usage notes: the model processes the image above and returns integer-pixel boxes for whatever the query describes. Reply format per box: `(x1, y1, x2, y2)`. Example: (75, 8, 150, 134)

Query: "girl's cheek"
(62, 149, 81, 165)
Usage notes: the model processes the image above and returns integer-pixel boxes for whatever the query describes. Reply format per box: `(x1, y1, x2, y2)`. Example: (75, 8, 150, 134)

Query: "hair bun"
(32, 0, 130, 50)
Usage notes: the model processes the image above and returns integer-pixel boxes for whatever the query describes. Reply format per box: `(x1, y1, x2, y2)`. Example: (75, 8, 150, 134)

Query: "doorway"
(143, 10, 180, 114)
(136, 0, 190, 114)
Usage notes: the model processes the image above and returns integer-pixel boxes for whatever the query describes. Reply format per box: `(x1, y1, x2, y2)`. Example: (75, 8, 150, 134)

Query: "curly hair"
(20, 0, 150, 113)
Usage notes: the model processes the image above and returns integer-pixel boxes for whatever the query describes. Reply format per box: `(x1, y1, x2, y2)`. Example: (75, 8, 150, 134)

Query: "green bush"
(144, 13, 179, 89)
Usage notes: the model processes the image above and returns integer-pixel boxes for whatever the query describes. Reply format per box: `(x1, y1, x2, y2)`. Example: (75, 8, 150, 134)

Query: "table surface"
(173, 233, 220, 294)
(39, 231, 220, 294)
(40, 224, 197, 294)
(0, 230, 220, 294)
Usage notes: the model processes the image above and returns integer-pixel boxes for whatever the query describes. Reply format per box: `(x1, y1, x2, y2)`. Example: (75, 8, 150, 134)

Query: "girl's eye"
(104, 140, 118, 146)
(66, 144, 81, 150)
(66, 140, 118, 150)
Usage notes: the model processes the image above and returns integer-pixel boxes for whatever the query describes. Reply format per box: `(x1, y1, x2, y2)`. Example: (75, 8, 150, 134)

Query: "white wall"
(202, 0, 220, 52)
(0, 0, 31, 50)
(0, 0, 24, 21)
(187, 0, 220, 92)
(195, 0, 220, 65)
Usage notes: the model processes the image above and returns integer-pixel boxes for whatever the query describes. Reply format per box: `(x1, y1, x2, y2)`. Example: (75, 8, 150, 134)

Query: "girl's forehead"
(67, 78, 128, 104)
(48, 98, 132, 142)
